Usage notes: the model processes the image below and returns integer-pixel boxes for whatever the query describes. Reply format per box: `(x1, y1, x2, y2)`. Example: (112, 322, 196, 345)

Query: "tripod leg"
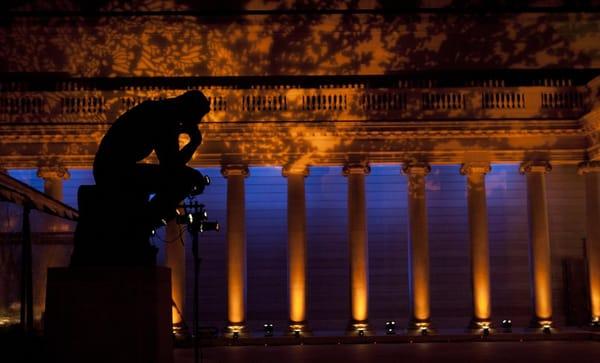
(191, 230, 200, 363)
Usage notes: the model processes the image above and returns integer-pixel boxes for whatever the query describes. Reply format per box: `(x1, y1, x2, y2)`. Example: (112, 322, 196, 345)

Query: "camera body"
(176, 201, 219, 233)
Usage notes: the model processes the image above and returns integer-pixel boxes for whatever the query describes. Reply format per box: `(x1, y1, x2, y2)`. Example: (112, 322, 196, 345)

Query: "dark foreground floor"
(175, 341, 600, 363)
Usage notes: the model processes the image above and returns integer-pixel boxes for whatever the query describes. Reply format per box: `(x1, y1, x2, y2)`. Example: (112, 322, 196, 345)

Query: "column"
(165, 218, 186, 336)
(403, 162, 432, 331)
(36, 165, 70, 323)
(283, 166, 310, 333)
(578, 161, 600, 325)
(343, 163, 371, 334)
(461, 162, 492, 329)
(520, 161, 553, 328)
(221, 165, 249, 335)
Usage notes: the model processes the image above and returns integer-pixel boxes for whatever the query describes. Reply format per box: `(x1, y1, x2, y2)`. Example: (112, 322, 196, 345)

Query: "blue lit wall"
(306, 167, 349, 330)
(2, 164, 587, 331)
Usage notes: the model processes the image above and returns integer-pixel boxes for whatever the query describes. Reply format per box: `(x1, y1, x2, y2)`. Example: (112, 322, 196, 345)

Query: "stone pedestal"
(45, 267, 173, 363)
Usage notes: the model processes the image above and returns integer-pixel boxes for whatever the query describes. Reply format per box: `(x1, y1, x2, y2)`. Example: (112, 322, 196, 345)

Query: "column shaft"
(286, 169, 308, 328)
(462, 163, 492, 327)
(345, 166, 369, 326)
(222, 166, 248, 331)
(165, 219, 186, 327)
(579, 162, 600, 322)
(521, 162, 553, 326)
(404, 163, 431, 329)
(38, 166, 70, 233)
(36, 166, 70, 323)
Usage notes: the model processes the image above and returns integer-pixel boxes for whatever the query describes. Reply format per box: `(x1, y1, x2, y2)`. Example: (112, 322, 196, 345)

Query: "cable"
(150, 225, 185, 244)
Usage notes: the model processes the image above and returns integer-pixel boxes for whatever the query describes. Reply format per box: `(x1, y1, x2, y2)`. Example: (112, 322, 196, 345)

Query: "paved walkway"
(175, 340, 600, 363)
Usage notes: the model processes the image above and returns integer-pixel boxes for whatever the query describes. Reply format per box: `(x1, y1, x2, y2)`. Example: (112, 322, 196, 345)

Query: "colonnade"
(219, 160, 600, 335)
(17, 159, 600, 334)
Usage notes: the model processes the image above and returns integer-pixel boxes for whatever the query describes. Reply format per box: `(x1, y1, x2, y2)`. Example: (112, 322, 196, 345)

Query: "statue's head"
(172, 90, 210, 124)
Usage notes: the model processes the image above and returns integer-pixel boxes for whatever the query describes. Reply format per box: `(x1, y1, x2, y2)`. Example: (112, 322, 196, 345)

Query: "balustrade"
(0, 84, 589, 124)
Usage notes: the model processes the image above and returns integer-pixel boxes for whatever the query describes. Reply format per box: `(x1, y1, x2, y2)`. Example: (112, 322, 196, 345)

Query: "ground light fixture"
(413, 322, 430, 336)
(353, 323, 368, 337)
(478, 322, 491, 336)
(501, 319, 512, 332)
(385, 321, 396, 335)
(542, 323, 551, 335)
(263, 323, 274, 337)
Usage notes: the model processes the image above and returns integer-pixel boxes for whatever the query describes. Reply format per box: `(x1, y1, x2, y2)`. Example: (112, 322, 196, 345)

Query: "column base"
(466, 318, 492, 335)
(346, 321, 372, 336)
(225, 323, 248, 338)
(172, 322, 191, 344)
(589, 317, 600, 330)
(407, 319, 434, 336)
(527, 318, 554, 334)
(288, 322, 312, 337)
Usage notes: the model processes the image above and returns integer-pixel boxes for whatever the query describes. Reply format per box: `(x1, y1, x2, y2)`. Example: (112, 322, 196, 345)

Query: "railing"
(0, 85, 589, 124)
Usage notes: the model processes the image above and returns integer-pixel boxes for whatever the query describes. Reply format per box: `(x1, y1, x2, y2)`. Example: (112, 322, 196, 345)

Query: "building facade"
(1, 1, 600, 335)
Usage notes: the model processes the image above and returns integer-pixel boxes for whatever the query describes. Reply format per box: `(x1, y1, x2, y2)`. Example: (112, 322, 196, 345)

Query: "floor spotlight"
(542, 324, 551, 335)
(385, 321, 396, 335)
(501, 319, 512, 332)
(263, 323, 273, 337)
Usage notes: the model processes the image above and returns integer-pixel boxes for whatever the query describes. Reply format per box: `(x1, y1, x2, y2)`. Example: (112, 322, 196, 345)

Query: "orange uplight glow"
(224, 166, 248, 326)
(405, 164, 431, 323)
(462, 164, 492, 322)
(287, 171, 307, 324)
(346, 167, 370, 323)
(522, 163, 553, 324)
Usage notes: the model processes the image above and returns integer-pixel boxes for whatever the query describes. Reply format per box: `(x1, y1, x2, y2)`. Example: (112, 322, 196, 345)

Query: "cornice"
(0, 120, 584, 144)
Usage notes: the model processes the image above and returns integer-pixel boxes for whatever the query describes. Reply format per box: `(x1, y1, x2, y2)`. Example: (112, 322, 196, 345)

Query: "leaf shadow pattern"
(0, 1, 599, 77)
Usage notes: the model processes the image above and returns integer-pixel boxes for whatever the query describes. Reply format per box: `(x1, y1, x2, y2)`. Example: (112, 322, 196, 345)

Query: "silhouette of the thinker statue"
(72, 91, 210, 266)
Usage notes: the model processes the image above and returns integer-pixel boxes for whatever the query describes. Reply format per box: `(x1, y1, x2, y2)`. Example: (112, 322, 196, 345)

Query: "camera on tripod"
(176, 201, 220, 233)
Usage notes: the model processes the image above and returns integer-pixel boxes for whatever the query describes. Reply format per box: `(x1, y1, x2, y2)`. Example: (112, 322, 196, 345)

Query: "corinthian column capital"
(282, 165, 310, 177)
(519, 161, 552, 175)
(343, 162, 370, 176)
(578, 160, 600, 175)
(37, 164, 70, 180)
(221, 164, 249, 178)
(402, 161, 431, 176)
(460, 162, 491, 176)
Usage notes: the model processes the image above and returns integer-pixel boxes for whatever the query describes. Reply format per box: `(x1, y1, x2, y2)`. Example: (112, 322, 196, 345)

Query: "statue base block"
(45, 267, 173, 363)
